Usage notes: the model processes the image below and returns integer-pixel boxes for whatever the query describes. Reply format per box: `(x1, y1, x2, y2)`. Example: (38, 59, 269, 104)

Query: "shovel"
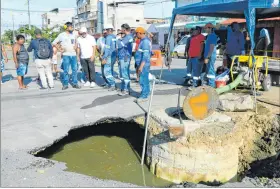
(168, 88, 185, 139)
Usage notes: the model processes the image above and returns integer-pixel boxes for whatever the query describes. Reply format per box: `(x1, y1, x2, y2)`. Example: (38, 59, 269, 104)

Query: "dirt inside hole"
(35, 120, 173, 187)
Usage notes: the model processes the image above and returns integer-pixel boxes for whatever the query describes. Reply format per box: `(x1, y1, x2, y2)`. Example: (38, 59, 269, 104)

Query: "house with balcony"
(75, 0, 98, 34)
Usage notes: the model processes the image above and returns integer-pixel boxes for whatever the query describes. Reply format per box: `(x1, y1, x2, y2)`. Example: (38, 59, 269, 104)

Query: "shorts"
(1, 59, 4, 73)
(16, 63, 28, 76)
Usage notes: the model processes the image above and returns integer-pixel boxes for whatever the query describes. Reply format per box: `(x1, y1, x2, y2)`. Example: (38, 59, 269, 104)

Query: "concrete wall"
(42, 9, 76, 29)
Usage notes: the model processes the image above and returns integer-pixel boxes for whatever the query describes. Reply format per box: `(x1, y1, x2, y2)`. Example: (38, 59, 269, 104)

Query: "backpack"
(37, 39, 51, 59)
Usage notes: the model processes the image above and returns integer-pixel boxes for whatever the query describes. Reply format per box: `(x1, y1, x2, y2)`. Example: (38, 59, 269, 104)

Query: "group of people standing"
(97, 24, 152, 101)
(8, 22, 153, 102)
(184, 23, 219, 89)
(184, 22, 250, 89)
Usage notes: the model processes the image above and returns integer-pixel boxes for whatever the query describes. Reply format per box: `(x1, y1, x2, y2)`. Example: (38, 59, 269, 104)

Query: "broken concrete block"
(218, 93, 255, 112)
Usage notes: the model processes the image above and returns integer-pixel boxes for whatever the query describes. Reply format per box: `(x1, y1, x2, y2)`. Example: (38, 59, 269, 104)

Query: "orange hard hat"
(205, 23, 214, 28)
(135, 27, 146, 34)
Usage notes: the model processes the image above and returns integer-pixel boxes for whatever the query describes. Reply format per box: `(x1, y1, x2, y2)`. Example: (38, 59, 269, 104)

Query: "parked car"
(172, 35, 190, 59)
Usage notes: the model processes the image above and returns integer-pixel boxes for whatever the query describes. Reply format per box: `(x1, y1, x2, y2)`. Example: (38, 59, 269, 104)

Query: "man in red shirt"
(186, 26, 205, 89)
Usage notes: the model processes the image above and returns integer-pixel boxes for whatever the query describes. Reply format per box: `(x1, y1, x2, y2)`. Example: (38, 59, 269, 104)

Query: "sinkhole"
(35, 120, 173, 187)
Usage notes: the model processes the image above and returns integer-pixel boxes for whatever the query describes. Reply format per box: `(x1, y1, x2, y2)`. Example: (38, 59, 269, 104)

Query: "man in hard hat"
(102, 24, 117, 91)
(117, 23, 134, 96)
(203, 23, 218, 88)
(134, 26, 152, 103)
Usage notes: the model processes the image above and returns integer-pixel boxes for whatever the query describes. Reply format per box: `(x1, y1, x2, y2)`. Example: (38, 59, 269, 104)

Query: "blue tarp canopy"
(167, 0, 280, 59)
(173, 0, 280, 19)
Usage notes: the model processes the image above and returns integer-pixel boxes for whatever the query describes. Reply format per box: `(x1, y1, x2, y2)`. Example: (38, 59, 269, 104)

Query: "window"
(151, 32, 159, 45)
(48, 19, 50, 25)
(136, 19, 140, 22)
(178, 36, 188, 45)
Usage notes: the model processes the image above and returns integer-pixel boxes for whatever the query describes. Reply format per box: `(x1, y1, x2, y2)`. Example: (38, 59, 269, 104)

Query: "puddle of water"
(37, 121, 173, 187)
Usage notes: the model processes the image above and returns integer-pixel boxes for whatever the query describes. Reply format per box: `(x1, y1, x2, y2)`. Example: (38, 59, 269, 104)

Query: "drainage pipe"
(215, 73, 244, 95)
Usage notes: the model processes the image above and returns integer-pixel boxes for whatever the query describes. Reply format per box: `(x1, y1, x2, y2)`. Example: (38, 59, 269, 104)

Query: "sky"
(1, 0, 174, 33)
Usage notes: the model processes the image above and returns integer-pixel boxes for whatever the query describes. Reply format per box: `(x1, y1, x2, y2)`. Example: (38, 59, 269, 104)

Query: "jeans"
(189, 57, 203, 87)
(104, 57, 115, 87)
(206, 54, 216, 88)
(81, 58, 96, 83)
(35, 59, 54, 88)
(139, 66, 150, 99)
(62, 56, 78, 86)
(119, 59, 130, 91)
(186, 59, 192, 80)
(111, 55, 121, 77)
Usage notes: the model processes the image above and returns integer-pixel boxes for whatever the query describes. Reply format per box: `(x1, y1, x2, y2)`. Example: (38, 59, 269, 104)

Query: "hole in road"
(35, 120, 173, 187)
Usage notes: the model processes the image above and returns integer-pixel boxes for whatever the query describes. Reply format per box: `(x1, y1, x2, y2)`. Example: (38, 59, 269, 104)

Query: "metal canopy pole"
(141, 79, 156, 165)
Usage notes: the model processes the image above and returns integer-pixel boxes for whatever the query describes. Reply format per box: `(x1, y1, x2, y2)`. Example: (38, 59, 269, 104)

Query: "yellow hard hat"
(135, 27, 146, 34)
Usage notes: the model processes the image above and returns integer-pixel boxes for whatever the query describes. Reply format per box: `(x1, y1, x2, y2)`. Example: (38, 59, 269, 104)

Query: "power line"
(1, 0, 173, 13)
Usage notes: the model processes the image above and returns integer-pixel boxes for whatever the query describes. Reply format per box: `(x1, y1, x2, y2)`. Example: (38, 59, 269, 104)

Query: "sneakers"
(40, 87, 48, 90)
(81, 79, 86, 84)
(90, 82, 96, 88)
(73, 85, 81, 89)
(108, 87, 116, 91)
(103, 85, 110, 89)
(134, 98, 148, 103)
(118, 90, 129, 96)
(84, 81, 90, 87)
(62, 85, 69, 90)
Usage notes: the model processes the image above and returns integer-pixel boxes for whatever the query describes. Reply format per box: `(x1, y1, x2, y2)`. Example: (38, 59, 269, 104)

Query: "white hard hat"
(79, 27, 87, 33)
(104, 24, 114, 30)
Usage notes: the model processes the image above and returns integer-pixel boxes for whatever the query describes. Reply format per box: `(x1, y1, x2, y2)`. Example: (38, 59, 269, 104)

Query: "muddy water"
(37, 121, 173, 187)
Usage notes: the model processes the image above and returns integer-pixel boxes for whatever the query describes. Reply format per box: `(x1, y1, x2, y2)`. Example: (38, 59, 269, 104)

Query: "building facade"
(42, 8, 76, 29)
(75, 0, 98, 33)
(104, 0, 145, 30)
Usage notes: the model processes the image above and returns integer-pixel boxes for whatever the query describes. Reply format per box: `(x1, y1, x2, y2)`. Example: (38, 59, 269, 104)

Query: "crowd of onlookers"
(0, 21, 271, 98)
(0, 22, 154, 102)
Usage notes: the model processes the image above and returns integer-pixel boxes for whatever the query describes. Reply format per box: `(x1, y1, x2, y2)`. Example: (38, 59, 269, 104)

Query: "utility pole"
(27, 0, 31, 29)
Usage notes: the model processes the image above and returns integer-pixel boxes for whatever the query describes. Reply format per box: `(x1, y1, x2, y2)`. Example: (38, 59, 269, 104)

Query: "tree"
(2, 29, 18, 43)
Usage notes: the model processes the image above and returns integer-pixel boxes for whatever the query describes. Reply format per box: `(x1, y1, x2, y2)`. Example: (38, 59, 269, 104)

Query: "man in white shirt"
(77, 27, 97, 88)
(52, 22, 81, 90)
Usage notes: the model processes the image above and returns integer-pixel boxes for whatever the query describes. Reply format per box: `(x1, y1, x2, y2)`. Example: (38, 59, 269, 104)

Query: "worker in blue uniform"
(203, 23, 218, 88)
(134, 27, 152, 103)
(117, 23, 134, 96)
(102, 25, 117, 91)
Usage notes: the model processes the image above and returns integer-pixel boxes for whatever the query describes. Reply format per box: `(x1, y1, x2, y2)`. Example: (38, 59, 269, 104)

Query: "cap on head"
(204, 23, 214, 28)
(135, 27, 145, 34)
(79, 27, 87, 33)
(104, 24, 114, 30)
(34, 29, 42, 35)
(121, 23, 130, 30)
